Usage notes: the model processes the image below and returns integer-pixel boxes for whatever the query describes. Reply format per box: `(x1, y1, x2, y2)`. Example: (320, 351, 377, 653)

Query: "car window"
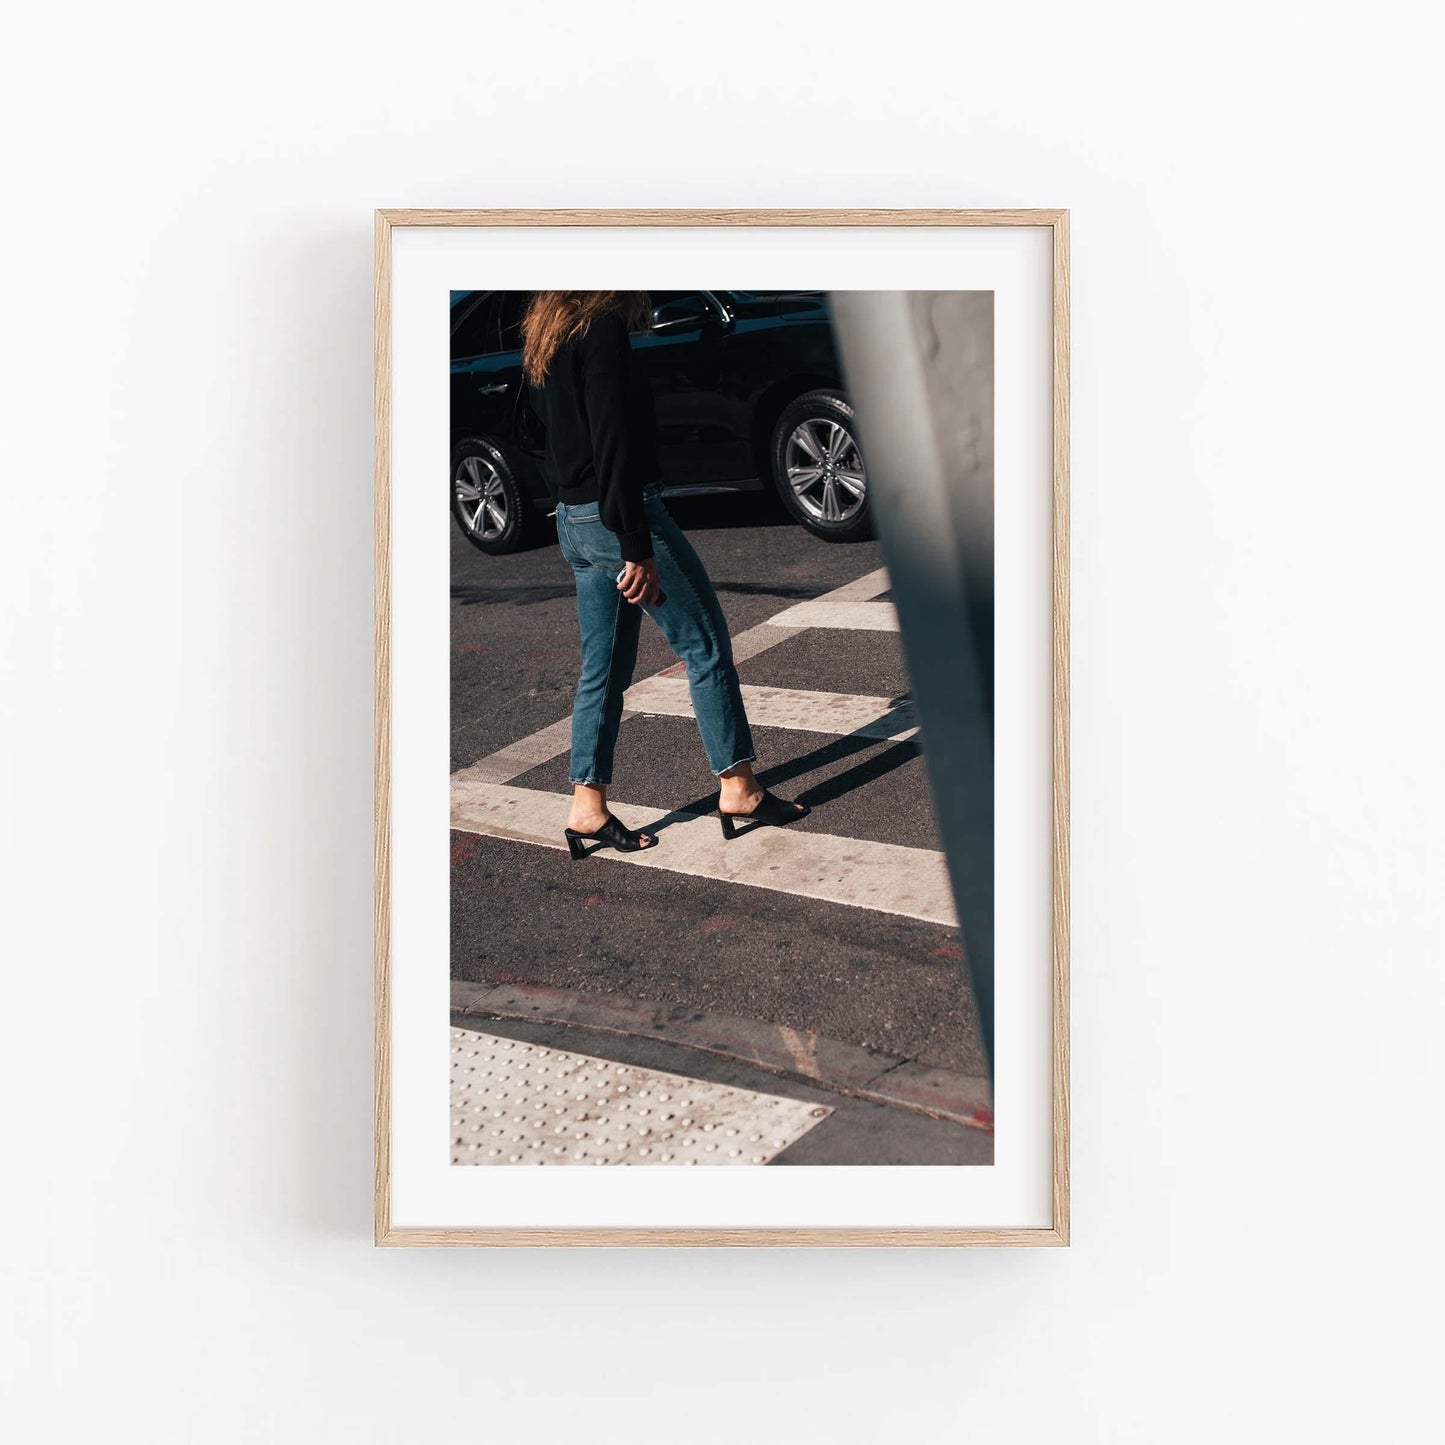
(451, 293, 497, 358)
(496, 292, 529, 355)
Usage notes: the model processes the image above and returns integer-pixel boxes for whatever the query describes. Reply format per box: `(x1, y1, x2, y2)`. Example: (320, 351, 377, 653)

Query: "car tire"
(450, 438, 543, 554)
(769, 390, 873, 542)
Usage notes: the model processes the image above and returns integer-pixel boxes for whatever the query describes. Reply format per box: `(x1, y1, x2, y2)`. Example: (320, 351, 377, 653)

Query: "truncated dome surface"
(450, 1028, 832, 1166)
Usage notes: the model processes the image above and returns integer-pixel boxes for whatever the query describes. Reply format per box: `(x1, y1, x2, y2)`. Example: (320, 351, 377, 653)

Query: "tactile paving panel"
(451, 1029, 832, 1166)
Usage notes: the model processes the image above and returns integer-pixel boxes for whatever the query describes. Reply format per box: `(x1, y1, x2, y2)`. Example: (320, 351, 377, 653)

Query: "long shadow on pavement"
(634, 729, 922, 839)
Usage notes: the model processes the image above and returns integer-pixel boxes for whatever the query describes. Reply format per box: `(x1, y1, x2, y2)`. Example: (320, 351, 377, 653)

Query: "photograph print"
(446, 287, 996, 1168)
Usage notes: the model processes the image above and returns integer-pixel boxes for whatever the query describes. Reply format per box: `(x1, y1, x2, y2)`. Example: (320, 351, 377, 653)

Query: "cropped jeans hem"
(714, 752, 758, 777)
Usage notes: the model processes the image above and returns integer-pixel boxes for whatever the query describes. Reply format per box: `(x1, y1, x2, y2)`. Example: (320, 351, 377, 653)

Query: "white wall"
(4, 3, 1441, 1440)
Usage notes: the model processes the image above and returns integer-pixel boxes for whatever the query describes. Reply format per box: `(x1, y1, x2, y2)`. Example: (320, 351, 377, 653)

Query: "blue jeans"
(555, 486, 755, 786)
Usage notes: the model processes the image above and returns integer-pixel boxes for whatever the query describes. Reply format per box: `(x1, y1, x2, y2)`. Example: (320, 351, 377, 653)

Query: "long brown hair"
(521, 291, 651, 385)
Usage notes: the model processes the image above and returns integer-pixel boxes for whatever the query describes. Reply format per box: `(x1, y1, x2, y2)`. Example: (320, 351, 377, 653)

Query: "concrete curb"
(451, 980, 993, 1133)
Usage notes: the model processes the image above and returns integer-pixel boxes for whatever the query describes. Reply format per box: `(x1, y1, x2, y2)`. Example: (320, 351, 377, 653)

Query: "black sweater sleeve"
(578, 314, 653, 562)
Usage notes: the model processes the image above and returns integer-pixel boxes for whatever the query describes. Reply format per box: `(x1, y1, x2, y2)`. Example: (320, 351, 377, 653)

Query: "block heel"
(718, 788, 809, 840)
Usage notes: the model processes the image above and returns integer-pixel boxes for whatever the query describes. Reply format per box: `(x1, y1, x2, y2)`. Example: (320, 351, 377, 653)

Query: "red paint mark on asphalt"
(494, 971, 516, 984)
(584, 895, 605, 906)
(659, 661, 688, 677)
(451, 838, 478, 864)
(702, 914, 743, 934)
(930, 941, 963, 960)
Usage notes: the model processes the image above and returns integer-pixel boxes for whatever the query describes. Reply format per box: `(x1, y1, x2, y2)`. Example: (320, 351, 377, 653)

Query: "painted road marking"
(826, 565, 891, 600)
(450, 1026, 830, 1166)
(451, 778, 958, 926)
(451, 714, 614, 787)
(449, 562, 953, 924)
(726, 621, 797, 665)
(765, 597, 900, 632)
(453, 566, 901, 785)
(624, 675, 917, 741)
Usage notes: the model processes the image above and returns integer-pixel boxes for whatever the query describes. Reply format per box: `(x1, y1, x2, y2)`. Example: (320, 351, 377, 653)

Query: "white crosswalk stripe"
(451, 778, 957, 926)
(451, 564, 954, 924)
(723, 621, 797, 664)
(764, 597, 899, 632)
(452, 716, 578, 785)
(760, 564, 896, 630)
(624, 675, 918, 741)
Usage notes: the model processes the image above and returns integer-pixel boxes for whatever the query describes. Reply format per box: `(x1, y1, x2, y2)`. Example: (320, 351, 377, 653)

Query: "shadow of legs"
(646, 730, 922, 831)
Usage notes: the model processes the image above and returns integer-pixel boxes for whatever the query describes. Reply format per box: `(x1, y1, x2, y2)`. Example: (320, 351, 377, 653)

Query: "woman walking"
(522, 291, 807, 858)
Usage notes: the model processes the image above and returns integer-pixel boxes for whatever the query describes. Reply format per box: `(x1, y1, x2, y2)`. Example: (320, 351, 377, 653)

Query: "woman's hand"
(617, 558, 662, 605)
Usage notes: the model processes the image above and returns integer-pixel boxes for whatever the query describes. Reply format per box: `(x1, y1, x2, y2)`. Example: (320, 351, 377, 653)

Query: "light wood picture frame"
(375, 209, 1069, 1245)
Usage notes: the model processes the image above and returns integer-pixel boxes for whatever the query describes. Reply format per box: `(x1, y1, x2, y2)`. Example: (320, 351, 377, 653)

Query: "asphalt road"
(450, 492, 986, 1079)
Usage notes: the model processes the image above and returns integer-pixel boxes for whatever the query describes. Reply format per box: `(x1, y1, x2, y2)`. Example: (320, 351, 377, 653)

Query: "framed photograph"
(375, 209, 1069, 1245)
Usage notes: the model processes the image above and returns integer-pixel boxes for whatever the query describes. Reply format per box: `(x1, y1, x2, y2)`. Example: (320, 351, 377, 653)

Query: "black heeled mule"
(564, 814, 657, 860)
(718, 788, 809, 840)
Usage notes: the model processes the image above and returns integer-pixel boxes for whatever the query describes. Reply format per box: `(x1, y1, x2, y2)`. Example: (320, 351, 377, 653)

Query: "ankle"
(568, 797, 610, 830)
(719, 777, 763, 809)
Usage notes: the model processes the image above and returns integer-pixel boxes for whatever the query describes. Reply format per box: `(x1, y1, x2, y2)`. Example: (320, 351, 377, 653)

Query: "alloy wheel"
(784, 418, 867, 524)
(454, 453, 509, 541)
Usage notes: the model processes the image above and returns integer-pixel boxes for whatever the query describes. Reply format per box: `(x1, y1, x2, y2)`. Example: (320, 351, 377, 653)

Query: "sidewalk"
(453, 981, 993, 1166)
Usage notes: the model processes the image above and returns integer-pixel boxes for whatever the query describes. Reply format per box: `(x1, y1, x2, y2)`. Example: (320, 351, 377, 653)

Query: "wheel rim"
(454, 454, 509, 541)
(784, 417, 867, 524)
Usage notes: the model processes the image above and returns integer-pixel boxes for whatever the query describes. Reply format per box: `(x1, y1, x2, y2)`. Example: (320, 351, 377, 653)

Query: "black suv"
(450, 290, 869, 553)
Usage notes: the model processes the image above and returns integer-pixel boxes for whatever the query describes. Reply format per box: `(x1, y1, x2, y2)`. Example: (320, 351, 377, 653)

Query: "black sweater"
(529, 311, 660, 562)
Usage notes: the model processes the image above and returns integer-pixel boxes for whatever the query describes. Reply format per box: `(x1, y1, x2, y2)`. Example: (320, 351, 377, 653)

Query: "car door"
(450, 291, 550, 505)
(632, 291, 738, 485)
(450, 292, 515, 440)
(494, 291, 546, 463)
